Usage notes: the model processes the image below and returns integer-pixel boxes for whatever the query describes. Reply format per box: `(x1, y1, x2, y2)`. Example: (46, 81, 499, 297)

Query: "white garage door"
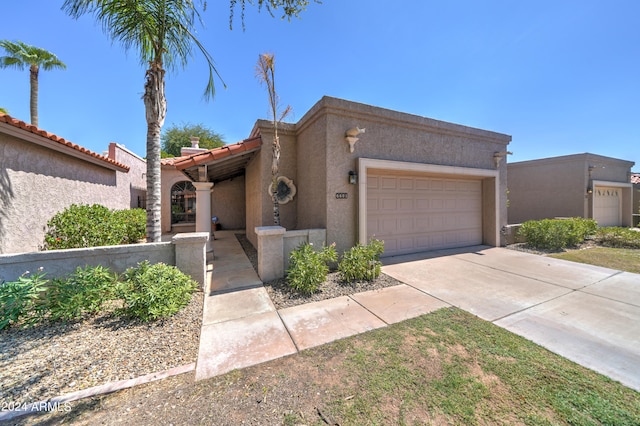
(594, 186, 621, 227)
(367, 173, 483, 257)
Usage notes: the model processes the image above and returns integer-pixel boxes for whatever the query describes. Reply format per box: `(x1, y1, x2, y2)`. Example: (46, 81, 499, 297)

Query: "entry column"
(193, 182, 214, 251)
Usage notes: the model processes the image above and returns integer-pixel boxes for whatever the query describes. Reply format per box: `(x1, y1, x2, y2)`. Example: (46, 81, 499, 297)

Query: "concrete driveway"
(382, 246, 640, 392)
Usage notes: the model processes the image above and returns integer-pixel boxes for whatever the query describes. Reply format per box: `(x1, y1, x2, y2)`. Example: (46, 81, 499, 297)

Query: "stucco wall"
(0, 133, 136, 254)
(212, 176, 246, 230)
(296, 97, 511, 253)
(161, 165, 191, 233)
(634, 183, 640, 226)
(246, 126, 298, 246)
(508, 153, 635, 224)
(108, 143, 147, 209)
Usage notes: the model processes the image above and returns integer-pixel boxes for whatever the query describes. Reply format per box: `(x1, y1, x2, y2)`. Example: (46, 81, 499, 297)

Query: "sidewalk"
(194, 231, 448, 381)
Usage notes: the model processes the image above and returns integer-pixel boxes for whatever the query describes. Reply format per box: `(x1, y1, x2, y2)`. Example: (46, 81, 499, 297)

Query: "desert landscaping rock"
(0, 292, 203, 407)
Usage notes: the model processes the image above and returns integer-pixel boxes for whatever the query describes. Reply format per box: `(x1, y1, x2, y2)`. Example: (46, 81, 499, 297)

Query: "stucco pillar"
(255, 226, 286, 282)
(173, 232, 209, 290)
(193, 182, 214, 252)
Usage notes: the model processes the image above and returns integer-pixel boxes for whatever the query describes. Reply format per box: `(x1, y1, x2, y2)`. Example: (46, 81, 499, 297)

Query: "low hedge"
(517, 218, 597, 251)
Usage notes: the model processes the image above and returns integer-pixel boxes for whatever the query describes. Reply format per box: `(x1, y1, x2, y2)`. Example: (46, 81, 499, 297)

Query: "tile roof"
(162, 136, 263, 183)
(168, 137, 263, 169)
(0, 113, 130, 171)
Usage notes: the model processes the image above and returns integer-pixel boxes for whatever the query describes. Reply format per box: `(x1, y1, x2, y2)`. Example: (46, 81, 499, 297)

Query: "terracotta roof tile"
(170, 137, 263, 170)
(0, 113, 130, 171)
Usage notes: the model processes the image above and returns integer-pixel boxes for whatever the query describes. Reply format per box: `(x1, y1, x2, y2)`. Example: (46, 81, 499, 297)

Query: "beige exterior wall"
(212, 176, 246, 230)
(508, 153, 635, 225)
(108, 143, 147, 209)
(634, 181, 640, 226)
(161, 165, 191, 234)
(298, 97, 510, 253)
(249, 97, 510, 254)
(0, 133, 139, 254)
(245, 124, 298, 246)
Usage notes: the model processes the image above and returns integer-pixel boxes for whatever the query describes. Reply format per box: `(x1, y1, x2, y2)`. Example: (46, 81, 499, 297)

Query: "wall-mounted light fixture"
(345, 127, 366, 153)
(348, 170, 358, 185)
(587, 186, 593, 194)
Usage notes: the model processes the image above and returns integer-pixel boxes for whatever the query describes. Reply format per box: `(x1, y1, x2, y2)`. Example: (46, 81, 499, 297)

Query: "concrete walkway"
(196, 232, 640, 392)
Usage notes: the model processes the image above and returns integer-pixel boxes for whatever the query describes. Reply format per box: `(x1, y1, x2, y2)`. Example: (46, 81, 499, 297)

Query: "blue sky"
(2, 0, 638, 170)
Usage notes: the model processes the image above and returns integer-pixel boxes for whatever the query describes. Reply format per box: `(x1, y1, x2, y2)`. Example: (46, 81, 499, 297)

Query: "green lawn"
(317, 308, 640, 425)
(549, 247, 640, 274)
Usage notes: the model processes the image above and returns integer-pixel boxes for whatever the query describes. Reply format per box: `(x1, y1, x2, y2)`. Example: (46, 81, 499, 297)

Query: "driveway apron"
(382, 246, 640, 392)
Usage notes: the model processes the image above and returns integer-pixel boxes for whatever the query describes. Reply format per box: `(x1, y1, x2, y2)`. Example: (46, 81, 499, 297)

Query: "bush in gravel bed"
(46, 265, 118, 321)
(0, 271, 48, 330)
(595, 227, 640, 249)
(338, 238, 384, 282)
(517, 218, 597, 251)
(286, 243, 338, 294)
(117, 261, 197, 321)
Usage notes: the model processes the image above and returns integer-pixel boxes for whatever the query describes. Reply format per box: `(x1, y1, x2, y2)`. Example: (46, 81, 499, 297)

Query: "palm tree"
(256, 53, 291, 226)
(0, 107, 8, 114)
(0, 40, 66, 127)
(63, 0, 223, 243)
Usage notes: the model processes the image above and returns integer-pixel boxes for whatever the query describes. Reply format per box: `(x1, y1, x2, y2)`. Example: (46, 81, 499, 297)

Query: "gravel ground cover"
(235, 233, 405, 310)
(0, 292, 203, 407)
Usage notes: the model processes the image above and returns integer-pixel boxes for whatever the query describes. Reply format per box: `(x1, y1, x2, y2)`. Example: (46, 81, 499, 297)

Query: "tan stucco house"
(162, 97, 512, 257)
(0, 114, 146, 254)
(632, 173, 640, 227)
(507, 153, 635, 227)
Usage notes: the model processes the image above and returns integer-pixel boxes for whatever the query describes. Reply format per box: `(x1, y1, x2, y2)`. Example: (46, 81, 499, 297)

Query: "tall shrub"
(43, 204, 146, 250)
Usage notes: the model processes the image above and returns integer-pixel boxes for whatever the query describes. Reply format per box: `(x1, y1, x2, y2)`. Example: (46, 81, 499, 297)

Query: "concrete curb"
(0, 363, 195, 422)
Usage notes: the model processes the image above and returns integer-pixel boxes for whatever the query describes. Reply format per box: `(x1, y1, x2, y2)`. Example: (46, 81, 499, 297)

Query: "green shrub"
(43, 204, 146, 250)
(339, 239, 385, 282)
(595, 227, 640, 249)
(113, 208, 146, 244)
(286, 243, 338, 294)
(117, 261, 197, 321)
(46, 265, 118, 321)
(518, 218, 597, 251)
(0, 271, 48, 330)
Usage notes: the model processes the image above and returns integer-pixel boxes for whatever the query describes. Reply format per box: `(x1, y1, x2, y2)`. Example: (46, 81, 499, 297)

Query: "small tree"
(256, 53, 291, 226)
(161, 122, 225, 157)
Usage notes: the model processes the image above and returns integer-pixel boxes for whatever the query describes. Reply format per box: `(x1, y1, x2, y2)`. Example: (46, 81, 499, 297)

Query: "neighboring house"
(632, 172, 640, 227)
(0, 114, 146, 254)
(162, 96, 512, 257)
(507, 153, 635, 227)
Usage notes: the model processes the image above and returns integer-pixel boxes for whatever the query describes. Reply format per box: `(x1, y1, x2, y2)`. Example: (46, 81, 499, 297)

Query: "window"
(171, 181, 196, 224)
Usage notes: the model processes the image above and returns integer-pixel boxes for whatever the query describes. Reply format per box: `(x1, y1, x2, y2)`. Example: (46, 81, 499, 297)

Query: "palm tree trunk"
(29, 64, 39, 127)
(143, 63, 166, 242)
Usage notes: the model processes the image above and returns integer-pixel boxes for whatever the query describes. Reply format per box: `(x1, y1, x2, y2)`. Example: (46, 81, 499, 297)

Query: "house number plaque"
(335, 193, 348, 199)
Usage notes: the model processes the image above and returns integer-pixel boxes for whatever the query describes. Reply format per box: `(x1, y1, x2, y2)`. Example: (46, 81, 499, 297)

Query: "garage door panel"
(367, 173, 482, 256)
(381, 177, 397, 189)
(594, 186, 621, 227)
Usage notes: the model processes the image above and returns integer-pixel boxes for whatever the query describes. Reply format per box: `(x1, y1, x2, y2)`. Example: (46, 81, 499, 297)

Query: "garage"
(593, 186, 621, 227)
(366, 171, 483, 256)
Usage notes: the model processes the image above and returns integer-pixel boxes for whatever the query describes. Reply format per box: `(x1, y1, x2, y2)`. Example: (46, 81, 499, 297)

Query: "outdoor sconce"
(345, 127, 366, 153)
(493, 151, 513, 168)
(349, 171, 358, 185)
(587, 187, 593, 194)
